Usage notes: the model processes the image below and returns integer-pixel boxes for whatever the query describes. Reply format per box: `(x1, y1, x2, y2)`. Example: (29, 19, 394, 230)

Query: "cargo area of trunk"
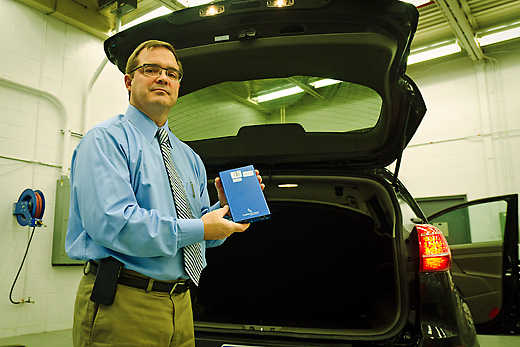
(194, 175, 402, 335)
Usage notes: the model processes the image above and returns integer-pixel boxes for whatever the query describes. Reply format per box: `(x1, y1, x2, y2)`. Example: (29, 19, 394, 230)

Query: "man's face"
(125, 46, 181, 122)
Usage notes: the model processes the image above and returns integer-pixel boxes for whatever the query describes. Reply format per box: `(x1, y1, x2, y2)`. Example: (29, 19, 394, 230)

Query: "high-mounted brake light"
(416, 224, 451, 272)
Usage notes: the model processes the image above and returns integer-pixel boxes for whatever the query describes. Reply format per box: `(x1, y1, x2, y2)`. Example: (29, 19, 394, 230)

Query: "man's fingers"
(218, 205, 229, 216)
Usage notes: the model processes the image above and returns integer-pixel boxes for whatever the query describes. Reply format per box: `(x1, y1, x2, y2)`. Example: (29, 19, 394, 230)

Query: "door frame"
(427, 194, 519, 333)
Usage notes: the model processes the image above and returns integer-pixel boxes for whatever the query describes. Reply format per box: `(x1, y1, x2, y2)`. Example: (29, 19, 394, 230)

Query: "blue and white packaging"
(219, 165, 270, 223)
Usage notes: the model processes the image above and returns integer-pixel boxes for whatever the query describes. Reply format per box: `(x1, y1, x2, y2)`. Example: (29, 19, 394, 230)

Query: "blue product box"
(219, 165, 270, 223)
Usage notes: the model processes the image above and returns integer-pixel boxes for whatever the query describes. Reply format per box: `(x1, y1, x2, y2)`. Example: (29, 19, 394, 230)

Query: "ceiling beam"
(214, 85, 271, 115)
(435, 0, 484, 61)
(286, 77, 323, 100)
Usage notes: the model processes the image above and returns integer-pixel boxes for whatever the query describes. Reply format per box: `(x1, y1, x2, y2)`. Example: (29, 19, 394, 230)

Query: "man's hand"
(215, 169, 265, 208)
(201, 205, 250, 240)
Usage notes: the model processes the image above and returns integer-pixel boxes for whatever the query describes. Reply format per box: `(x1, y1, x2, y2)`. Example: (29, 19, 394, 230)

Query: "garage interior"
(0, 0, 519, 346)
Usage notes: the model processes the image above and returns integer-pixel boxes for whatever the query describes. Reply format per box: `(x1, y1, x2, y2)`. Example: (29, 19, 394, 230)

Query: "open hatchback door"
(104, 0, 426, 170)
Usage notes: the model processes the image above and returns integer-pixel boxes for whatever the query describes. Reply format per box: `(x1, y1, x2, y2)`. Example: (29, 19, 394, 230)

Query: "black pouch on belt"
(90, 257, 123, 306)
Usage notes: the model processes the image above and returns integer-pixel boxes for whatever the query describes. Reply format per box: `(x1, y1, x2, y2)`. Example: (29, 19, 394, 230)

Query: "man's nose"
(156, 69, 169, 82)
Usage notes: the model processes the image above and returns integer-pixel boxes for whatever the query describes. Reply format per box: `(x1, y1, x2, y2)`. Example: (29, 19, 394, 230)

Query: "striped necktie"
(157, 128, 204, 286)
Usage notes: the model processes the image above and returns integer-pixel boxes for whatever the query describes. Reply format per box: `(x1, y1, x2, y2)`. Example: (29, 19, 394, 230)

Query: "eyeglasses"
(130, 64, 183, 82)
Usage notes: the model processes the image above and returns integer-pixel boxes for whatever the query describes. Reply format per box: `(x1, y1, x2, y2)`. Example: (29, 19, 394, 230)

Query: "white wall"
(0, 0, 519, 339)
(0, 0, 127, 338)
(399, 50, 519, 201)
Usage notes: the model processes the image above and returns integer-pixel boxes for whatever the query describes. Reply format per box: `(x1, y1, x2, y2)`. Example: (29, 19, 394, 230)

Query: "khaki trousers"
(73, 271, 195, 347)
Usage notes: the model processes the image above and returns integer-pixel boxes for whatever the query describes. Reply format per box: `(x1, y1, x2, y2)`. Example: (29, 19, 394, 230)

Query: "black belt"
(87, 262, 191, 295)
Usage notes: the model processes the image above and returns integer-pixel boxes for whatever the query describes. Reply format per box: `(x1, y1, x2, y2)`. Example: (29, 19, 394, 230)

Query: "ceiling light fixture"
(402, 0, 432, 7)
(177, 0, 213, 6)
(408, 42, 461, 65)
(120, 6, 172, 31)
(477, 24, 520, 46)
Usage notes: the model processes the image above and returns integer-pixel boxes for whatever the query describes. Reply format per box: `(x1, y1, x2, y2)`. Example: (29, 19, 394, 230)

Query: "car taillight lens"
(416, 224, 451, 272)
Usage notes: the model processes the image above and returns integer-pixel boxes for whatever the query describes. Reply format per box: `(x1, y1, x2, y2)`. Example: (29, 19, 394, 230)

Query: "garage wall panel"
(0, 0, 126, 338)
(402, 51, 520, 201)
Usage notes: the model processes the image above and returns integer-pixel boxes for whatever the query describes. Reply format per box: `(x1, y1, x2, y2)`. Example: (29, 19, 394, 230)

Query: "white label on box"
(230, 170, 242, 179)
(242, 170, 254, 177)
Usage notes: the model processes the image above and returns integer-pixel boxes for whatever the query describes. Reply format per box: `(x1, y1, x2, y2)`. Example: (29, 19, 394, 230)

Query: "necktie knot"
(157, 128, 170, 147)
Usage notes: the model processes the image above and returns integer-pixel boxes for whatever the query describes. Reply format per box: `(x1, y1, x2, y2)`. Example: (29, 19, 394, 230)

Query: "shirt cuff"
(177, 218, 205, 247)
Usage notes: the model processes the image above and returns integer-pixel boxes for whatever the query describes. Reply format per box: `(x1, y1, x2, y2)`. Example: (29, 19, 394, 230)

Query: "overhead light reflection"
(310, 78, 342, 88)
(252, 78, 342, 103)
(252, 86, 304, 103)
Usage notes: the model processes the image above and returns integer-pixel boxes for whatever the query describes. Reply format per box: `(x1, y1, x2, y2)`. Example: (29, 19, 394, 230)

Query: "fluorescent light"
(177, 0, 214, 6)
(252, 86, 304, 103)
(408, 42, 461, 65)
(310, 78, 342, 88)
(478, 25, 520, 46)
(120, 6, 172, 31)
(402, 0, 431, 7)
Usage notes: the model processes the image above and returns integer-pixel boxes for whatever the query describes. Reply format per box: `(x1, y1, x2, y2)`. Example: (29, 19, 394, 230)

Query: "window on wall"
(169, 76, 382, 141)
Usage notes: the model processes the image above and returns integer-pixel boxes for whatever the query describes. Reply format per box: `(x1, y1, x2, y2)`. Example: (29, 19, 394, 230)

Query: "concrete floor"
(0, 330, 519, 346)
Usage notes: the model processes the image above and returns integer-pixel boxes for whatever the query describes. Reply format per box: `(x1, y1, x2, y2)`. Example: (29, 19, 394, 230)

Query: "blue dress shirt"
(66, 105, 224, 281)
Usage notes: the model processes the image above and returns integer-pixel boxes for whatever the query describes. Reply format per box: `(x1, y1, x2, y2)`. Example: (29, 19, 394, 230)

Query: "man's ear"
(124, 74, 132, 92)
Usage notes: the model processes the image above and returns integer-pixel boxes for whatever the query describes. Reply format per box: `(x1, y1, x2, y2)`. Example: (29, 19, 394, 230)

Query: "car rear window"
(170, 76, 382, 141)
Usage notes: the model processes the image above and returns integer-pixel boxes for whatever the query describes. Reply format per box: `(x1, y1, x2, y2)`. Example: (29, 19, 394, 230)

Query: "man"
(66, 40, 263, 347)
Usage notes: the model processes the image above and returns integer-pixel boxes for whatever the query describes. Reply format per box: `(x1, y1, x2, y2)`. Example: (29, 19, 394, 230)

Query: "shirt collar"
(125, 104, 172, 145)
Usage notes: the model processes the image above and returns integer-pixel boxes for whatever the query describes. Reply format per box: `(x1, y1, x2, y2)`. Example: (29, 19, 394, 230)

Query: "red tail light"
(416, 224, 451, 272)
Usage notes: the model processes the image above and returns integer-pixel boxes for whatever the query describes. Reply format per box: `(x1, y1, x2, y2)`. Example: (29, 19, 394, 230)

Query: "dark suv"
(104, 0, 519, 346)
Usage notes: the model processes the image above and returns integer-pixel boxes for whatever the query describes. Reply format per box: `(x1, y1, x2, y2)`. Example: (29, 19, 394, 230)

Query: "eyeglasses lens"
(142, 65, 182, 81)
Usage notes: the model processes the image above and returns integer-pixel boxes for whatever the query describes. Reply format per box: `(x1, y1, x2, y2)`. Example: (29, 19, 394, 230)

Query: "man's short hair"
(125, 40, 183, 75)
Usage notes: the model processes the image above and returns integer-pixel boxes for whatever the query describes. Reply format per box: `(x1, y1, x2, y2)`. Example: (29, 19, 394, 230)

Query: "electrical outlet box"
(52, 176, 82, 265)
